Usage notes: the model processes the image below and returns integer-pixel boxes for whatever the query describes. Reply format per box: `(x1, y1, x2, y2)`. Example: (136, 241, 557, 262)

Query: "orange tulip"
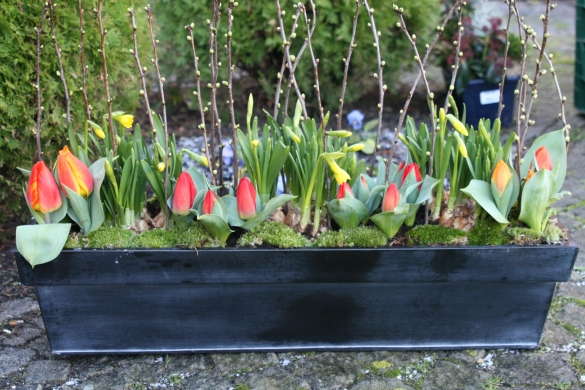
(171, 172, 197, 216)
(57, 146, 94, 198)
(236, 177, 257, 220)
(336, 182, 354, 200)
(491, 160, 512, 196)
(382, 183, 400, 212)
(26, 161, 63, 214)
(534, 146, 553, 171)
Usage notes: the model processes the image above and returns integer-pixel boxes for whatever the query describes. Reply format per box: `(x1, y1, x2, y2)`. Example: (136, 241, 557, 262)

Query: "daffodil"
(114, 114, 134, 129)
(326, 159, 351, 184)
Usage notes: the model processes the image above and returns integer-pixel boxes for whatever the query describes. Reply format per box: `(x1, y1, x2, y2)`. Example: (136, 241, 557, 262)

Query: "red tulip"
(237, 177, 257, 219)
(202, 191, 221, 215)
(336, 182, 354, 200)
(26, 161, 62, 214)
(397, 161, 405, 173)
(382, 183, 400, 212)
(534, 146, 553, 171)
(57, 146, 93, 198)
(172, 172, 197, 216)
(400, 163, 422, 187)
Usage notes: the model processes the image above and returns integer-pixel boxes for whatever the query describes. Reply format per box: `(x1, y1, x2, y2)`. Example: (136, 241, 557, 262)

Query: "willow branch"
(186, 24, 213, 179)
(444, 4, 464, 112)
(208, 0, 221, 185)
(226, 1, 239, 188)
(497, 0, 514, 119)
(78, 0, 91, 120)
(35, 4, 48, 161)
(95, 0, 116, 156)
(48, 0, 70, 126)
(283, 23, 311, 119)
(337, 0, 361, 130)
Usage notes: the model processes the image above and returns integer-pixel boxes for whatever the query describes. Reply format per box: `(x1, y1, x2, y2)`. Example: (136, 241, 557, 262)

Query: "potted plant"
(15, 0, 578, 355)
(434, 0, 523, 128)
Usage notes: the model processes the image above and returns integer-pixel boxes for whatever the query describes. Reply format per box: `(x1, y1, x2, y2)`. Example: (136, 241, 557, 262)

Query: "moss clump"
(467, 218, 510, 246)
(237, 221, 310, 248)
(65, 226, 137, 249)
(406, 225, 467, 246)
(64, 222, 222, 249)
(507, 219, 565, 245)
(314, 226, 388, 248)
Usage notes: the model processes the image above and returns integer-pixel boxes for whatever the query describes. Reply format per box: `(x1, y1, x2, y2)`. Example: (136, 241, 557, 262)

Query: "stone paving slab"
(2, 1, 585, 389)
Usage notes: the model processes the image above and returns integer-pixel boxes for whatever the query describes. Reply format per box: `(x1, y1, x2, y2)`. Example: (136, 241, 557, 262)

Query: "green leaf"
(519, 169, 556, 232)
(327, 198, 369, 229)
(363, 119, 378, 132)
(461, 180, 509, 224)
(241, 194, 297, 231)
(370, 205, 409, 238)
(64, 185, 92, 232)
(87, 159, 106, 233)
(222, 195, 246, 227)
(198, 214, 233, 243)
(16, 224, 71, 268)
(520, 130, 566, 193)
(414, 175, 440, 205)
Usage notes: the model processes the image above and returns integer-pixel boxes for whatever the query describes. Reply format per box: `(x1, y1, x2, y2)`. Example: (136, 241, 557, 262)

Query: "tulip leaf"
(414, 176, 440, 205)
(48, 191, 68, 224)
(520, 129, 566, 193)
(370, 205, 409, 238)
(64, 185, 92, 233)
(17, 167, 31, 177)
(87, 158, 106, 233)
(404, 204, 420, 227)
(327, 198, 369, 229)
(222, 195, 246, 227)
(16, 223, 71, 268)
(197, 214, 233, 243)
(461, 180, 509, 224)
(519, 169, 556, 232)
(352, 175, 370, 204)
(241, 194, 297, 231)
(365, 185, 385, 215)
(187, 167, 211, 192)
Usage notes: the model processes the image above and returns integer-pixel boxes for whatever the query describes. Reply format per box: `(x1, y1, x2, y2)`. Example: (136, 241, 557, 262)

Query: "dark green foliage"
(0, 1, 148, 221)
(314, 226, 388, 248)
(153, 0, 440, 113)
(467, 217, 510, 246)
(237, 221, 310, 248)
(406, 224, 467, 246)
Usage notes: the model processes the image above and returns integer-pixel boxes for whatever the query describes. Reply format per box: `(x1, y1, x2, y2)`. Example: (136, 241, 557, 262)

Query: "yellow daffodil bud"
(326, 130, 352, 138)
(251, 140, 260, 147)
(346, 143, 365, 152)
(453, 132, 468, 158)
(157, 162, 165, 172)
(446, 114, 469, 136)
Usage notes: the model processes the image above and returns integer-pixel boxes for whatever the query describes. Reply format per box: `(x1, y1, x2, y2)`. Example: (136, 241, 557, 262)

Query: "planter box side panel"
(37, 282, 554, 354)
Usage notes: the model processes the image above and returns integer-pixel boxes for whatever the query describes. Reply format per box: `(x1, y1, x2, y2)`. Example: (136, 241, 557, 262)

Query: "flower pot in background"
(461, 76, 520, 129)
(15, 243, 578, 355)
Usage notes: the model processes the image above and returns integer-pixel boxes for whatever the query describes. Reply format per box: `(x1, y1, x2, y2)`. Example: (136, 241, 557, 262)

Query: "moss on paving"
(314, 226, 388, 248)
(237, 221, 310, 248)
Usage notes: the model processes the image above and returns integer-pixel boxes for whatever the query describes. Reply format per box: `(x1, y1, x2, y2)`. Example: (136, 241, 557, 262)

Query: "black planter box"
(15, 243, 579, 355)
(461, 76, 520, 129)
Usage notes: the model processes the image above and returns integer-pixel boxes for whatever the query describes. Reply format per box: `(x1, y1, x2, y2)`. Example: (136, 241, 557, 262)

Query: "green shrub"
(153, 0, 440, 114)
(0, 1, 148, 221)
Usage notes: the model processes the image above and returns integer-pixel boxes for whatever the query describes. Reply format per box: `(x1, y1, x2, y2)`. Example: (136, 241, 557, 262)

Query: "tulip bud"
(26, 161, 62, 214)
(236, 177, 257, 220)
(57, 146, 94, 198)
(382, 183, 400, 212)
(491, 160, 512, 196)
(400, 163, 422, 188)
(336, 182, 354, 199)
(171, 172, 196, 216)
(202, 191, 221, 215)
(533, 146, 553, 171)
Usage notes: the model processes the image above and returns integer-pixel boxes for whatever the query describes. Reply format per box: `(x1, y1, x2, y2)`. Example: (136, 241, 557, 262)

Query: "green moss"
(65, 223, 221, 249)
(467, 218, 510, 246)
(314, 226, 388, 248)
(237, 221, 310, 248)
(406, 225, 467, 246)
(507, 219, 565, 245)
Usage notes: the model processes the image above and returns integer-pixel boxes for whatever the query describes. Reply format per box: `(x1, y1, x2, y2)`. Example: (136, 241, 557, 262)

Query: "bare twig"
(362, 0, 385, 171)
(48, 0, 70, 125)
(129, 9, 155, 132)
(95, 0, 116, 156)
(443, 4, 464, 112)
(275, 0, 307, 118)
(226, 1, 239, 188)
(337, 0, 361, 130)
(78, 0, 91, 120)
(208, 0, 222, 186)
(283, 31, 311, 119)
(497, 0, 514, 119)
(145, 5, 170, 230)
(34, 4, 48, 162)
(273, 6, 302, 120)
(186, 24, 213, 180)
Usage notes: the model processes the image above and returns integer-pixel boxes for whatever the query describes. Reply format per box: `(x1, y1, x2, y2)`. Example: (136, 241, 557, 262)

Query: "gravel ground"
(2, 1, 585, 389)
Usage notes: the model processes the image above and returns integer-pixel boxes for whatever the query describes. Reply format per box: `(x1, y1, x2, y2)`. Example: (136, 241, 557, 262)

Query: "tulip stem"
(34, 4, 48, 162)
